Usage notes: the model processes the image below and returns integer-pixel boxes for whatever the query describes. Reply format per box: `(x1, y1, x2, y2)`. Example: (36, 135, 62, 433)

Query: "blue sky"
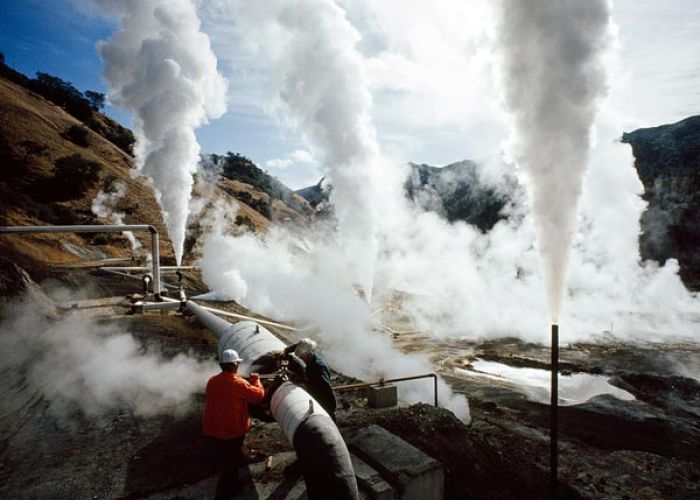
(0, 1, 128, 125)
(0, 0, 305, 182)
(1, 0, 699, 189)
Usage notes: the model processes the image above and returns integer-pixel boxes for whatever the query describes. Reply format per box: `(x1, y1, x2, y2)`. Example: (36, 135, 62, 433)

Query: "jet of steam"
(498, 0, 613, 322)
(97, 0, 227, 264)
(91, 181, 142, 253)
(221, 0, 381, 296)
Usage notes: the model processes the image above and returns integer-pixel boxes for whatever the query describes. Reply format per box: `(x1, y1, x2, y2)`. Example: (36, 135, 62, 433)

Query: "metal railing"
(0, 224, 162, 298)
(333, 372, 439, 407)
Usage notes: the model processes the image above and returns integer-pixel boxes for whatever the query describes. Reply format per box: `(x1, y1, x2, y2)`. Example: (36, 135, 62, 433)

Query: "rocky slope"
(295, 161, 512, 231)
(0, 73, 175, 274)
(0, 65, 310, 283)
(405, 160, 510, 232)
(1, 263, 697, 499)
(622, 115, 700, 289)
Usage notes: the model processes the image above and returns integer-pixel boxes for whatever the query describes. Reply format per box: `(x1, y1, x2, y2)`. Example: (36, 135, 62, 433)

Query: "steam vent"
(2, 1, 700, 499)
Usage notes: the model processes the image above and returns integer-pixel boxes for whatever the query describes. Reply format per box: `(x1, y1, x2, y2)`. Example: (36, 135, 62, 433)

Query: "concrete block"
(351, 454, 394, 500)
(348, 425, 444, 500)
(367, 384, 398, 408)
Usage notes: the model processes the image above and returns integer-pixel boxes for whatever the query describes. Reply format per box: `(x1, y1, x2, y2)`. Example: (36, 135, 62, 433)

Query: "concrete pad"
(348, 425, 444, 500)
(351, 454, 394, 500)
(367, 384, 398, 408)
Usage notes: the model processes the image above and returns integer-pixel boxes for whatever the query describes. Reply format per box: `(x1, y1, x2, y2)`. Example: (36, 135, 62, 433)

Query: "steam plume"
(97, 0, 227, 264)
(91, 181, 142, 253)
(498, 0, 612, 321)
(217, 0, 380, 294)
(0, 298, 209, 418)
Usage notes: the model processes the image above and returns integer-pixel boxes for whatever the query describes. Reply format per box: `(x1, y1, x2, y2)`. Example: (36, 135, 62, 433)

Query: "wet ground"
(1, 267, 699, 499)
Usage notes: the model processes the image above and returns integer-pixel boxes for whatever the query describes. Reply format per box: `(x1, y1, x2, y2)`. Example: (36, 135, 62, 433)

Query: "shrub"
(65, 125, 90, 147)
(235, 215, 254, 230)
(32, 72, 92, 123)
(84, 90, 106, 111)
(17, 140, 48, 161)
(52, 154, 100, 197)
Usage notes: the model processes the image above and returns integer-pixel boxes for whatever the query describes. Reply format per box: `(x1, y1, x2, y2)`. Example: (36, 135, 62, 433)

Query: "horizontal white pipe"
(99, 269, 179, 291)
(133, 301, 182, 312)
(163, 296, 300, 332)
(0, 224, 162, 298)
(99, 266, 197, 272)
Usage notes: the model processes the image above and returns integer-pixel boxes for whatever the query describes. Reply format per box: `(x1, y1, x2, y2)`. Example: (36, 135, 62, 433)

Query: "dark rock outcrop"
(405, 161, 510, 231)
(296, 161, 511, 231)
(295, 176, 331, 208)
(623, 115, 700, 289)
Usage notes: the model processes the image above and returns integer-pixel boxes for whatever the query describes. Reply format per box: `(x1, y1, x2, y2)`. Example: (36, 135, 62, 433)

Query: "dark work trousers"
(212, 436, 245, 500)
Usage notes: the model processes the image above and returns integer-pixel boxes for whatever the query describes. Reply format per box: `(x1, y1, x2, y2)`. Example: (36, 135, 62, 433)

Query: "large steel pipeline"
(186, 301, 358, 499)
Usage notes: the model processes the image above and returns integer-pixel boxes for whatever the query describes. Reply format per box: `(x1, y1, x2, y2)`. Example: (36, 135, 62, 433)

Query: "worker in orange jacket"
(204, 349, 265, 500)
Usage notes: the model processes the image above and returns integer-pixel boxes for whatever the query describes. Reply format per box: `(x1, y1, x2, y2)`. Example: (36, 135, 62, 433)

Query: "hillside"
(623, 115, 700, 289)
(0, 65, 312, 279)
(295, 161, 511, 231)
(0, 73, 175, 275)
(405, 161, 510, 232)
(0, 63, 698, 500)
(203, 152, 313, 219)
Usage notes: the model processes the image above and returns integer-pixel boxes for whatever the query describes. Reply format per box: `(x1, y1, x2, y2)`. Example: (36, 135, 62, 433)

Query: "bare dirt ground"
(1, 266, 698, 499)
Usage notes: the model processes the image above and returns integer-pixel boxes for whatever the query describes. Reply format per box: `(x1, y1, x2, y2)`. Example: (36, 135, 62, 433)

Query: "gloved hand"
(250, 373, 260, 384)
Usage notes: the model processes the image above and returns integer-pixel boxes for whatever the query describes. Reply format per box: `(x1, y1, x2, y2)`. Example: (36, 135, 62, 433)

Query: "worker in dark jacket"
(284, 338, 336, 420)
(204, 349, 265, 500)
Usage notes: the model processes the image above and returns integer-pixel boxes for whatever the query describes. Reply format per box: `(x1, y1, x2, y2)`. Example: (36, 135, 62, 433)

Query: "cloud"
(266, 158, 294, 169)
(97, 0, 228, 264)
(290, 149, 315, 164)
(266, 149, 316, 171)
(0, 297, 211, 419)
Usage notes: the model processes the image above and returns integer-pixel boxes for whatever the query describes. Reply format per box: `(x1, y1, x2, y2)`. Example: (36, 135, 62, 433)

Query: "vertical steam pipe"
(148, 225, 161, 299)
(551, 323, 559, 499)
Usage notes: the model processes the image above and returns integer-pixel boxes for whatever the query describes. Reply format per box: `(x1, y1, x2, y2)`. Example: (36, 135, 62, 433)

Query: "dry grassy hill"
(0, 74, 174, 274)
(0, 70, 310, 286)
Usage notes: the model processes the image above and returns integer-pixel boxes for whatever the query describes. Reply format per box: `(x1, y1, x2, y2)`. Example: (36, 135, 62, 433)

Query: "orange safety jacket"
(204, 371, 265, 439)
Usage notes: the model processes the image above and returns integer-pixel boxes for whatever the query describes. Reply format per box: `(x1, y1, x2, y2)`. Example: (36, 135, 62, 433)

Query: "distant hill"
(405, 161, 510, 231)
(295, 177, 331, 208)
(296, 161, 510, 231)
(202, 152, 313, 218)
(623, 115, 700, 289)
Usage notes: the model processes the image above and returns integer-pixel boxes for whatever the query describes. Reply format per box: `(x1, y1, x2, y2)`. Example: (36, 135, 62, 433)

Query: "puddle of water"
(456, 359, 636, 406)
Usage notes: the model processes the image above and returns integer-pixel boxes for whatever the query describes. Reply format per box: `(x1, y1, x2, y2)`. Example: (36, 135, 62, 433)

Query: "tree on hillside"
(33, 72, 92, 122)
(84, 90, 106, 111)
(64, 125, 90, 147)
(53, 154, 100, 197)
(0, 52, 5, 65)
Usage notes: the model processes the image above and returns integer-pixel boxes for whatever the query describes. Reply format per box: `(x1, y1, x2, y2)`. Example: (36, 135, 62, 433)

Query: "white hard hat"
(294, 338, 317, 357)
(221, 349, 243, 364)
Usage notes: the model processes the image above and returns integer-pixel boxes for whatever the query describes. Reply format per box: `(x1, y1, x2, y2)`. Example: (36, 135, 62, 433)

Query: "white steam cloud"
(200, 214, 470, 420)
(97, 0, 227, 264)
(0, 299, 209, 418)
(91, 180, 142, 253)
(192, 0, 700, 422)
(497, 0, 613, 322)
(214, 0, 381, 296)
(199, 0, 469, 420)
